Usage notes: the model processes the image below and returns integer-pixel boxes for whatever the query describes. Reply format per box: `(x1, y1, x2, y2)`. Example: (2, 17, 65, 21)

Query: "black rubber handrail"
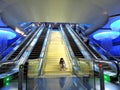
(63, 26, 84, 58)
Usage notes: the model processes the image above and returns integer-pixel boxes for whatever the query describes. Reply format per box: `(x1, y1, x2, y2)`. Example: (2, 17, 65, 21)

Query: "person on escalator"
(59, 58, 66, 71)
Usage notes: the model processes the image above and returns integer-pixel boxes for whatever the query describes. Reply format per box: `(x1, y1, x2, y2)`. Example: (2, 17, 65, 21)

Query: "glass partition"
(0, 58, 119, 90)
(73, 58, 119, 90)
(24, 57, 95, 90)
(73, 58, 95, 90)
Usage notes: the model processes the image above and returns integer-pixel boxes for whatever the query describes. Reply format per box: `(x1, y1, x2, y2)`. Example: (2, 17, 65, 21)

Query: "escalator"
(7, 30, 36, 60)
(87, 40, 120, 80)
(73, 28, 102, 59)
(0, 24, 37, 61)
(82, 36, 119, 82)
(28, 27, 48, 59)
(68, 25, 120, 82)
(84, 41, 102, 59)
(23, 24, 120, 90)
(89, 39, 120, 61)
(107, 55, 120, 60)
(63, 27, 84, 58)
(0, 61, 16, 73)
(27, 27, 48, 77)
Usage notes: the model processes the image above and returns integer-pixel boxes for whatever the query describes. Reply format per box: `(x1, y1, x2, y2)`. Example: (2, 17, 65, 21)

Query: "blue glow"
(111, 20, 120, 31)
(102, 16, 120, 28)
(93, 31, 120, 40)
(0, 30, 16, 39)
(109, 45, 120, 56)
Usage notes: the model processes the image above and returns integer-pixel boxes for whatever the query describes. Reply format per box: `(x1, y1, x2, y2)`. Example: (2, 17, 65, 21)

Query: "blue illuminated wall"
(90, 16, 120, 57)
(0, 28, 21, 53)
(102, 16, 120, 29)
(111, 20, 120, 31)
(0, 17, 21, 53)
(109, 46, 120, 56)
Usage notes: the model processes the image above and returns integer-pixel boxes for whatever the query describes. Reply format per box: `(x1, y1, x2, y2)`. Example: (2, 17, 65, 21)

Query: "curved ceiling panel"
(0, 0, 120, 29)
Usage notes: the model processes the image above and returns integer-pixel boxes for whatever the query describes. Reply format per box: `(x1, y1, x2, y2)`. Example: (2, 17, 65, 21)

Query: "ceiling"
(0, 0, 120, 34)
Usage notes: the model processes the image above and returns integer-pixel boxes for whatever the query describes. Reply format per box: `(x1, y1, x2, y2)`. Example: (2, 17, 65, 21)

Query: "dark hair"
(60, 58, 63, 60)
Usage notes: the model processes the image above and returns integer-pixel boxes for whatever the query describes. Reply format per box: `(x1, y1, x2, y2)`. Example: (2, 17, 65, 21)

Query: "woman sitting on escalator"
(59, 58, 66, 71)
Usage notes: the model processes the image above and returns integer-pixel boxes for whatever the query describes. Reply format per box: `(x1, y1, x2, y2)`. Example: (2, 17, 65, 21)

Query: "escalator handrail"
(0, 24, 44, 64)
(76, 33, 120, 77)
(90, 38, 120, 61)
(66, 24, 120, 77)
(16, 24, 45, 66)
(0, 29, 35, 63)
(39, 27, 50, 58)
(60, 24, 75, 58)
(39, 29, 51, 75)
(89, 38, 120, 77)
(67, 24, 100, 60)
(0, 36, 24, 58)
(60, 25, 80, 72)
(13, 25, 45, 61)
(75, 29, 104, 59)
(0, 24, 44, 77)
(94, 59, 120, 77)
(38, 28, 51, 75)
(65, 25, 85, 58)
(0, 23, 36, 58)
(0, 35, 32, 64)
(60, 26, 76, 71)
(1, 28, 36, 61)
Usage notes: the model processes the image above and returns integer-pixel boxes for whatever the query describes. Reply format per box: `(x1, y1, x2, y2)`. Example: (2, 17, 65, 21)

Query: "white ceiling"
(0, 0, 120, 32)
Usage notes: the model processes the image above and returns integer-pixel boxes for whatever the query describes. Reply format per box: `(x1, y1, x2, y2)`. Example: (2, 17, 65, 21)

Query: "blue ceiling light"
(0, 30, 16, 40)
(110, 19, 120, 31)
(93, 31, 120, 41)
